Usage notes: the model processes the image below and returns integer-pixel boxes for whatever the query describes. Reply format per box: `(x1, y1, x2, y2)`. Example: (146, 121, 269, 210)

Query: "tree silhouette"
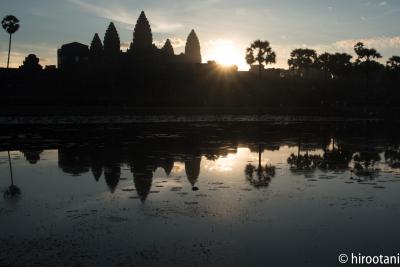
(2, 15, 20, 68)
(131, 11, 153, 52)
(185, 30, 202, 63)
(20, 54, 42, 71)
(354, 42, 383, 84)
(387, 56, 400, 72)
(288, 48, 317, 76)
(103, 22, 120, 59)
(162, 39, 174, 56)
(331, 53, 353, 77)
(354, 42, 382, 63)
(316, 52, 332, 79)
(316, 52, 352, 79)
(245, 40, 276, 78)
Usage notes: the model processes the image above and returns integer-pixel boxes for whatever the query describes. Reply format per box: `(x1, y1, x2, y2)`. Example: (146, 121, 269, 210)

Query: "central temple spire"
(131, 11, 153, 52)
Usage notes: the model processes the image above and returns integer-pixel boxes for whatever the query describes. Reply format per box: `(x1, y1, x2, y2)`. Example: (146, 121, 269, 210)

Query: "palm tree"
(316, 52, 353, 80)
(354, 42, 383, 87)
(2, 15, 20, 68)
(316, 52, 332, 80)
(331, 53, 353, 78)
(354, 42, 382, 63)
(387, 56, 400, 72)
(288, 48, 317, 77)
(246, 40, 276, 78)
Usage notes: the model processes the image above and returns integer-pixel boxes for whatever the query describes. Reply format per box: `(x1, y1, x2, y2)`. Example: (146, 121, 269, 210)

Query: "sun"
(205, 40, 247, 69)
(213, 42, 237, 65)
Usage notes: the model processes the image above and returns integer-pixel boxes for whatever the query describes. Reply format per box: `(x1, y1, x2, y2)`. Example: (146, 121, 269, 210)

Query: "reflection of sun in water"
(203, 148, 248, 172)
(171, 162, 185, 174)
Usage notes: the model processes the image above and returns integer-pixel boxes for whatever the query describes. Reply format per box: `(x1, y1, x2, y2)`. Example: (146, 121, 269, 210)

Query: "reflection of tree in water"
(245, 163, 275, 188)
(384, 147, 400, 168)
(287, 137, 354, 173)
(245, 144, 276, 188)
(185, 155, 201, 191)
(4, 151, 21, 199)
(352, 151, 380, 178)
(319, 139, 353, 171)
(286, 137, 323, 172)
(21, 149, 43, 164)
(320, 149, 353, 171)
(287, 152, 322, 171)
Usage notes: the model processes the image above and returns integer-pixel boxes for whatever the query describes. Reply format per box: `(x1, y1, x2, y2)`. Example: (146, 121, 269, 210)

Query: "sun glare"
(205, 40, 247, 70)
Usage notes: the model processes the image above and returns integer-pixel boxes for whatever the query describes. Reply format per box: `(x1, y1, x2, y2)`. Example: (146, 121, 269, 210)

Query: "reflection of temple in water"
(185, 155, 202, 190)
(54, 142, 223, 199)
(58, 149, 90, 176)
(5, 121, 398, 200)
(21, 150, 43, 164)
(130, 155, 156, 202)
(104, 164, 121, 193)
(157, 157, 174, 176)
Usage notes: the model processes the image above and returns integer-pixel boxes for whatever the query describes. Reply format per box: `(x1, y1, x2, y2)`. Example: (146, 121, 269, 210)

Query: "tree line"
(246, 39, 400, 78)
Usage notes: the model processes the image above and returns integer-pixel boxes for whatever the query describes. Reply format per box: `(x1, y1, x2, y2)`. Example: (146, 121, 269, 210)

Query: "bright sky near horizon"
(1, 0, 400, 70)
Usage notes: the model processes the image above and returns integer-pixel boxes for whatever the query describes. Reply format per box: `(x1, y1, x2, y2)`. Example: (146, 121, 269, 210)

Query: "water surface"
(1, 121, 400, 266)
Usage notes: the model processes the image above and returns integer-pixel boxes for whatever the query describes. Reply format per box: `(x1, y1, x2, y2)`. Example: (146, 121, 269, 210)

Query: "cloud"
(154, 37, 186, 51)
(379, 1, 387, 6)
(152, 22, 184, 33)
(29, 8, 47, 17)
(334, 36, 400, 51)
(169, 37, 186, 48)
(67, 0, 136, 28)
(68, 0, 183, 33)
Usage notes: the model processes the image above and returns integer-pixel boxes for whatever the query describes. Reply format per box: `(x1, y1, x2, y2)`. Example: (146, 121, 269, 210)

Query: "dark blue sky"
(1, 0, 400, 69)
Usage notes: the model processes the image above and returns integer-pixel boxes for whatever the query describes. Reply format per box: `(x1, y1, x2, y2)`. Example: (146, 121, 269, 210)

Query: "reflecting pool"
(1, 121, 400, 266)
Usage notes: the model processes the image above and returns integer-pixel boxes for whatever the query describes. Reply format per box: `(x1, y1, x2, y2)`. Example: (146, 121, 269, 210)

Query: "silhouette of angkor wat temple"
(58, 11, 202, 71)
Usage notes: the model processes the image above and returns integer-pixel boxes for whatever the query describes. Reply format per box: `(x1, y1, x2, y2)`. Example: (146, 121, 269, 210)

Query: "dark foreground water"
(1, 120, 400, 266)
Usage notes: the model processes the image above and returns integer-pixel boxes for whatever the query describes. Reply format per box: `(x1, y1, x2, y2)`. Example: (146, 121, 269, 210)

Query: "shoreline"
(0, 113, 390, 125)
(0, 106, 399, 124)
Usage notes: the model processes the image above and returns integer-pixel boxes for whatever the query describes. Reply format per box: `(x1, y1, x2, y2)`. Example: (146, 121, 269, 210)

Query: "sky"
(1, 0, 400, 70)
